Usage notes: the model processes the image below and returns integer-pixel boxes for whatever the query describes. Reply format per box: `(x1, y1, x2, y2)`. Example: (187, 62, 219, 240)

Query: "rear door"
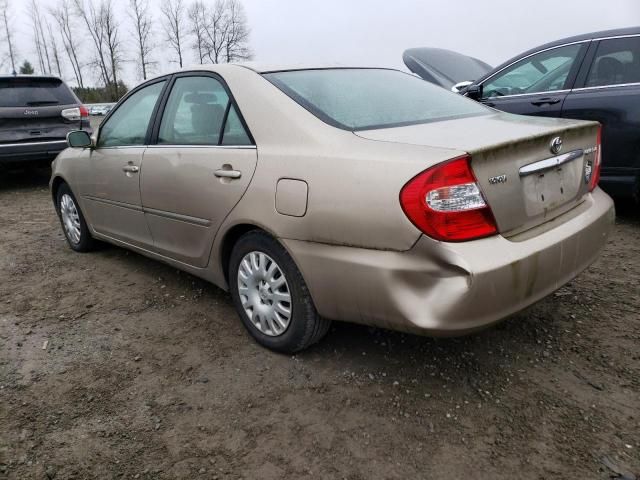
(83, 79, 167, 247)
(562, 35, 640, 191)
(477, 42, 589, 117)
(0, 77, 82, 145)
(140, 73, 257, 267)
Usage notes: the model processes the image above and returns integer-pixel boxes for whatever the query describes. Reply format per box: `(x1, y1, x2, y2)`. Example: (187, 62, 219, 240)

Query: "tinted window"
(483, 44, 584, 98)
(0, 78, 78, 107)
(586, 37, 640, 87)
(265, 69, 489, 131)
(221, 105, 252, 145)
(158, 76, 230, 145)
(98, 81, 165, 148)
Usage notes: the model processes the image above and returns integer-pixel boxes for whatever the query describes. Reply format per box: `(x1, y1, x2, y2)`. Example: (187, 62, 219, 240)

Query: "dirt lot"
(1, 167, 638, 480)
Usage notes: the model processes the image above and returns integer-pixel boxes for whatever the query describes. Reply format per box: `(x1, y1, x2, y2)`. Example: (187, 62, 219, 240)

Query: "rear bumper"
(0, 140, 68, 164)
(283, 188, 615, 335)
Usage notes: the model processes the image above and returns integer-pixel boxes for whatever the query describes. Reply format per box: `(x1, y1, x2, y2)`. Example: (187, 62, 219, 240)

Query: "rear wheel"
(56, 183, 95, 252)
(229, 231, 330, 353)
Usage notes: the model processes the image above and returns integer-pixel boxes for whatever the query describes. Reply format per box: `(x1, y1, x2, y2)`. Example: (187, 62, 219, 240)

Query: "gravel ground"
(0, 167, 639, 480)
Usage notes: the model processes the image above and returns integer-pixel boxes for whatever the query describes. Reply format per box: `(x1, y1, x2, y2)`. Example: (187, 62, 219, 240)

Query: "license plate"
(521, 155, 582, 217)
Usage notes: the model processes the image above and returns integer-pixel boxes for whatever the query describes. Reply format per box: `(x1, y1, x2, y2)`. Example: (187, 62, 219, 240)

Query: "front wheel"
(229, 231, 330, 353)
(56, 183, 95, 252)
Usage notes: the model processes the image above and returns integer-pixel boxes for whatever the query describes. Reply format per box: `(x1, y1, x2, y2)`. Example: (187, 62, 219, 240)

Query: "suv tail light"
(400, 155, 498, 242)
(61, 105, 89, 121)
(588, 126, 602, 192)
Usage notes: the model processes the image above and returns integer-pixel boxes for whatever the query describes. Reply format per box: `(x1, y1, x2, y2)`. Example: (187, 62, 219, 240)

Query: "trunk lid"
(355, 112, 601, 237)
(0, 104, 81, 144)
(0, 76, 82, 144)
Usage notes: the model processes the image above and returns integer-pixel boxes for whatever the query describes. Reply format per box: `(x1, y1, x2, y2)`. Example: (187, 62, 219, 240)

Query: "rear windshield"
(0, 78, 77, 107)
(264, 68, 490, 131)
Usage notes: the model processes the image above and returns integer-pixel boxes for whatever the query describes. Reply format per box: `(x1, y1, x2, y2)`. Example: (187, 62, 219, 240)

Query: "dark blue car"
(405, 27, 640, 202)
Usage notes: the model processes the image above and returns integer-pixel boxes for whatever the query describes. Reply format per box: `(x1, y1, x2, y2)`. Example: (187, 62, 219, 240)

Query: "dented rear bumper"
(283, 188, 614, 335)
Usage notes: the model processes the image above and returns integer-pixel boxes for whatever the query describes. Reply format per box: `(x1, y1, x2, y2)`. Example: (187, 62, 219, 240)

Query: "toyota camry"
(50, 64, 615, 352)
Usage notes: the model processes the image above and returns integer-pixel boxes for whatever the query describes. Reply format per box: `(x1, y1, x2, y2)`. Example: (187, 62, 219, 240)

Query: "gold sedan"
(51, 65, 614, 352)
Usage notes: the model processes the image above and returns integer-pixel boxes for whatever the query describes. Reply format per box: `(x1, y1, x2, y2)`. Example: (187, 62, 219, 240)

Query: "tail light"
(400, 155, 498, 242)
(61, 105, 89, 121)
(588, 126, 602, 192)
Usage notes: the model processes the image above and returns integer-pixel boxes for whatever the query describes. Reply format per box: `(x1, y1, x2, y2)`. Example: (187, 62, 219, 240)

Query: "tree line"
(0, 0, 252, 102)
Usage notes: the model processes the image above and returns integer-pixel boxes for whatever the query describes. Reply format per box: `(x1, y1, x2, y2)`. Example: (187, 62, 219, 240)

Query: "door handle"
(214, 169, 242, 179)
(531, 97, 561, 106)
(122, 165, 140, 173)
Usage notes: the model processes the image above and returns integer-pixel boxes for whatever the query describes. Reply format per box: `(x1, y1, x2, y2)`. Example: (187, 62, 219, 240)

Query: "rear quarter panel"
(205, 66, 468, 285)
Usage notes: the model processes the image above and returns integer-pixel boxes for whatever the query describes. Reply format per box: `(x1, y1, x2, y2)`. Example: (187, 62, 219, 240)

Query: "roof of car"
(501, 26, 640, 66)
(475, 26, 640, 85)
(0, 74, 64, 81)
(237, 62, 394, 73)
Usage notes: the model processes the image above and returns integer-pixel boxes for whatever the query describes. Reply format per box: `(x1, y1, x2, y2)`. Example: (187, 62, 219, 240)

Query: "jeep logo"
(23, 109, 39, 116)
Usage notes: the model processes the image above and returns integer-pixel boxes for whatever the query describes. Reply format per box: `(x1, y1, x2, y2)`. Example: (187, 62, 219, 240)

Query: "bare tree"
(160, 0, 186, 68)
(74, 0, 123, 99)
(28, 0, 53, 74)
(102, 0, 124, 98)
(51, 0, 85, 87)
(128, 0, 155, 80)
(187, 0, 207, 64)
(46, 20, 64, 77)
(223, 0, 251, 62)
(196, 0, 252, 65)
(74, 0, 111, 87)
(0, 0, 17, 74)
(202, 0, 227, 64)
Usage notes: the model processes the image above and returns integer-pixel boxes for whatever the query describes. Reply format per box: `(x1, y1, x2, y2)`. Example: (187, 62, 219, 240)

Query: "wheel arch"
(220, 223, 266, 285)
(218, 223, 299, 287)
(50, 175, 68, 212)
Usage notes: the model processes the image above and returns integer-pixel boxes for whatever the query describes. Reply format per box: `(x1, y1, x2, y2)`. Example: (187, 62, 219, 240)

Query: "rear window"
(264, 68, 490, 131)
(0, 78, 78, 107)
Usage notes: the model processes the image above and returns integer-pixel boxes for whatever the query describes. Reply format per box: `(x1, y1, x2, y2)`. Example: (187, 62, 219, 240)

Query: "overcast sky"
(3, 0, 640, 87)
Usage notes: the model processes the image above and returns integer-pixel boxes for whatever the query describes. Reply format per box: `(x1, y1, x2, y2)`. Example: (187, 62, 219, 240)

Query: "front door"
(83, 79, 167, 247)
(140, 74, 257, 267)
(477, 42, 589, 118)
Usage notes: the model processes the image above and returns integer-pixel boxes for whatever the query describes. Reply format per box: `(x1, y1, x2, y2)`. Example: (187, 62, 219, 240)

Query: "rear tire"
(229, 230, 330, 353)
(56, 183, 96, 252)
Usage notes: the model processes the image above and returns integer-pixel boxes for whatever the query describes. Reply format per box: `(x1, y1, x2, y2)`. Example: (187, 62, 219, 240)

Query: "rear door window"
(157, 75, 253, 146)
(221, 105, 252, 146)
(585, 37, 640, 87)
(0, 78, 78, 107)
(158, 76, 230, 145)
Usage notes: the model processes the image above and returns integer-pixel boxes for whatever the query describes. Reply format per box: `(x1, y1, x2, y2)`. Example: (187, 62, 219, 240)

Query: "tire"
(229, 230, 331, 353)
(56, 183, 96, 252)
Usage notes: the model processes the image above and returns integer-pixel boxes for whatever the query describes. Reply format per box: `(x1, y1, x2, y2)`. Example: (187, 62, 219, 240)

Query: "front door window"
(482, 44, 584, 98)
(98, 81, 165, 147)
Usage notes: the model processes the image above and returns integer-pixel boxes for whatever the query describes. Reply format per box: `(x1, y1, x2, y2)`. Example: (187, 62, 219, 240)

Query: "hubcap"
(60, 194, 81, 245)
(237, 251, 292, 337)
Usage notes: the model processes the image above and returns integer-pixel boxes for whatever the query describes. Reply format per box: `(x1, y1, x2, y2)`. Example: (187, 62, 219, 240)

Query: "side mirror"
(465, 84, 483, 100)
(451, 81, 473, 93)
(67, 130, 93, 149)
